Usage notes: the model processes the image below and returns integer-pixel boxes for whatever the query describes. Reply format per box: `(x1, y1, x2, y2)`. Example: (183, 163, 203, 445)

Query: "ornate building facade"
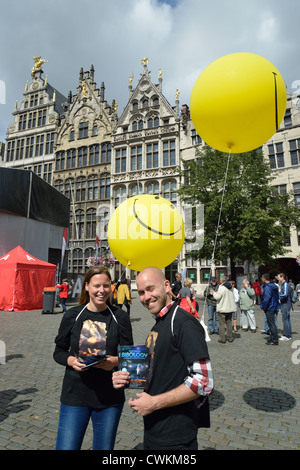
(110, 59, 183, 280)
(4, 58, 66, 184)
(2, 57, 300, 290)
(52, 65, 117, 274)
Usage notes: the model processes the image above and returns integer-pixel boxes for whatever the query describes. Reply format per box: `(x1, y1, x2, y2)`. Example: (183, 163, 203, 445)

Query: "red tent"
(0, 246, 56, 311)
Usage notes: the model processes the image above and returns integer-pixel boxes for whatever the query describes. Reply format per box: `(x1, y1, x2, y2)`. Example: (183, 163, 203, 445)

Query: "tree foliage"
(178, 146, 300, 269)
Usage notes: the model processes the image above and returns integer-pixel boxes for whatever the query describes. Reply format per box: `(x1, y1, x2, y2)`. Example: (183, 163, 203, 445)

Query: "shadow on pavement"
(243, 387, 296, 412)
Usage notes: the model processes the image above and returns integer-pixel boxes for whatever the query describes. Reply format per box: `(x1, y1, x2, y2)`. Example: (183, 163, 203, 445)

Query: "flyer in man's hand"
(118, 345, 150, 389)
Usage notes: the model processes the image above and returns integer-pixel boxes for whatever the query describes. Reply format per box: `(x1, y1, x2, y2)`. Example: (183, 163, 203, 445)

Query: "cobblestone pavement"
(0, 296, 299, 451)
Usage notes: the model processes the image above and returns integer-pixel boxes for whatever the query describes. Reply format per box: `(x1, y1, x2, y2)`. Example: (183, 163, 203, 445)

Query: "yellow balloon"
(190, 53, 287, 153)
(107, 195, 185, 272)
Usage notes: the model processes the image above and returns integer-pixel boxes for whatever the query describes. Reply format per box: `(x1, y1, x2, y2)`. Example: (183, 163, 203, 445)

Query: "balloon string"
(201, 150, 231, 325)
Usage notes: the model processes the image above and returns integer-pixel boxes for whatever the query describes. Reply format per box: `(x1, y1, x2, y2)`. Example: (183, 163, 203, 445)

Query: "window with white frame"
(163, 140, 176, 166)
(130, 145, 142, 171)
(268, 142, 284, 168)
(115, 148, 127, 173)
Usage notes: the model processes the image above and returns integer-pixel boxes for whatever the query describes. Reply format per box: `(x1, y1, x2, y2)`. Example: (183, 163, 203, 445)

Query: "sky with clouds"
(1, 0, 300, 142)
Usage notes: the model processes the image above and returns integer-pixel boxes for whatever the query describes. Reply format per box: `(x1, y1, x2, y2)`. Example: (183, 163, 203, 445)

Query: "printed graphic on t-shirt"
(78, 320, 107, 368)
(145, 331, 158, 384)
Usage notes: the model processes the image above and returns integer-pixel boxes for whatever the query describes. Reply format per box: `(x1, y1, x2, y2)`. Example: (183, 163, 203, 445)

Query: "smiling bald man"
(113, 267, 214, 450)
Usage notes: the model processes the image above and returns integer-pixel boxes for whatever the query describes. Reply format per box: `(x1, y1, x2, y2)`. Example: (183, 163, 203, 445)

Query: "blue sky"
(1, 0, 300, 141)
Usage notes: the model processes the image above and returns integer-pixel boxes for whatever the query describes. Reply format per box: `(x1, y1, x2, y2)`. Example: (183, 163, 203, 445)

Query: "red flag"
(96, 235, 99, 257)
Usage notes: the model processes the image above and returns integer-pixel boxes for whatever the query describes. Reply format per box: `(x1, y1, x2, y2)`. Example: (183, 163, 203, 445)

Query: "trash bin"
(42, 287, 56, 314)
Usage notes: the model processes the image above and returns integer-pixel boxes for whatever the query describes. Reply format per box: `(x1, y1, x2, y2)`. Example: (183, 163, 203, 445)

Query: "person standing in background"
(211, 276, 235, 343)
(204, 277, 219, 335)
(239, 279, 256, 333)
(277, 273, 292, 341)
(260, 273, 280, 346)
(230, 280, 239, 332)
(55, 278, 69, 313)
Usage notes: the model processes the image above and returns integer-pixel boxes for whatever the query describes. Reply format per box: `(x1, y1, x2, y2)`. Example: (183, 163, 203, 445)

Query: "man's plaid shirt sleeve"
(184, 359, 214, 396)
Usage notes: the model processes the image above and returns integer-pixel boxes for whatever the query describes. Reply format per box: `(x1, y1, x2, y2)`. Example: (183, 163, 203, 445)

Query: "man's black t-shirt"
(144, 304, 209, 447)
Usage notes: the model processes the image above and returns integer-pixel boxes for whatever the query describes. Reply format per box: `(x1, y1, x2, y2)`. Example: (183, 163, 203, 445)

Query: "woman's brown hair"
(78, 265, 112, 305)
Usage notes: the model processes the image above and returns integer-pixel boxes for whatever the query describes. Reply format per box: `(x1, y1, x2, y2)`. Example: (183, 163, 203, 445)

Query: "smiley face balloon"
(190, 53, 287, 154)
(107, 194, 185, 271)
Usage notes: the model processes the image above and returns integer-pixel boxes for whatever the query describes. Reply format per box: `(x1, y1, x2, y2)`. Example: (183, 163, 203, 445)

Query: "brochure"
(118, 345, 150, 389)
(78, 319, 107, 369)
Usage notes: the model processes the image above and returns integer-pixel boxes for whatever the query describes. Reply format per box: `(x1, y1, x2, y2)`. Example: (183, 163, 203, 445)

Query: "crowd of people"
(202, 272, 297, 345)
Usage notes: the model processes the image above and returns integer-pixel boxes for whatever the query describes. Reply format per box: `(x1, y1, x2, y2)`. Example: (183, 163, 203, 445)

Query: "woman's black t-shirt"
(144, 304, 209, 447)
(53, 304, 133, 408)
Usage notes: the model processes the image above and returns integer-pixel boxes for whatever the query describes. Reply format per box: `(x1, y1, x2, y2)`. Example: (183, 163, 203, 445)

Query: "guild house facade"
(2, 57, 300, 293)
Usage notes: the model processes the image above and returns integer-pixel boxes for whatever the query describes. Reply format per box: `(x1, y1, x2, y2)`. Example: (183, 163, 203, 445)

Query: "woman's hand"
(67, 356, 87, 372)
(94, 355, 118, 371)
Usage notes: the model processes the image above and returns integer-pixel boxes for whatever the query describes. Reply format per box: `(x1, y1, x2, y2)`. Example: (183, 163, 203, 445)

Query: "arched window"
(65, 178, 74, 200)
(97, 205, 111, 239)
(163, 180, 177, 205)
(100, 174, 110, 199)
(115, 186, 126, 207)
(89, 144, 99, 165)
(67, 149, 76, 168)
(85, 247, 94, 264)
(54, 179, 64, 194)
(88, 175, 98, 200)
(146, 181, 159, 195)
(78, 146, 88, 166)
(56, 151, 65, 171)
(101, 142, 111, 163)
(148, 116, 159, 128)
(130, 184, 143, 197)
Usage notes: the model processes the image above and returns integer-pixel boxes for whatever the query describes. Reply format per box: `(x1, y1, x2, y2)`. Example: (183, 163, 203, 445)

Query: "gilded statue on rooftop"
(31, 56, 47, 77)
(82, 82, 88, 98)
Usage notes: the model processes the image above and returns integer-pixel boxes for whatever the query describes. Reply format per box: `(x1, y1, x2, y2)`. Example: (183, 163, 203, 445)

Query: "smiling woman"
(53, 264, 133, 450)
(81, 266, 112, 312)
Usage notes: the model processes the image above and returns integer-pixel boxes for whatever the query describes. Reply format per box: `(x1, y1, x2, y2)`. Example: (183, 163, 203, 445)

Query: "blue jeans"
(264, 311, 278, 333)
(265, 310, 278, 344)
(56, 403, 124, 450)
(281, 303, 292, 338)
(60, 298, 67, 312)
(207, 304, 218, 333)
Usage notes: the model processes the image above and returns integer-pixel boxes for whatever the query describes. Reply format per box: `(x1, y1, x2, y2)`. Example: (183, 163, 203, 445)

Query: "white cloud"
(130, 0, 172, 39)
(256, 13, 278, 43)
